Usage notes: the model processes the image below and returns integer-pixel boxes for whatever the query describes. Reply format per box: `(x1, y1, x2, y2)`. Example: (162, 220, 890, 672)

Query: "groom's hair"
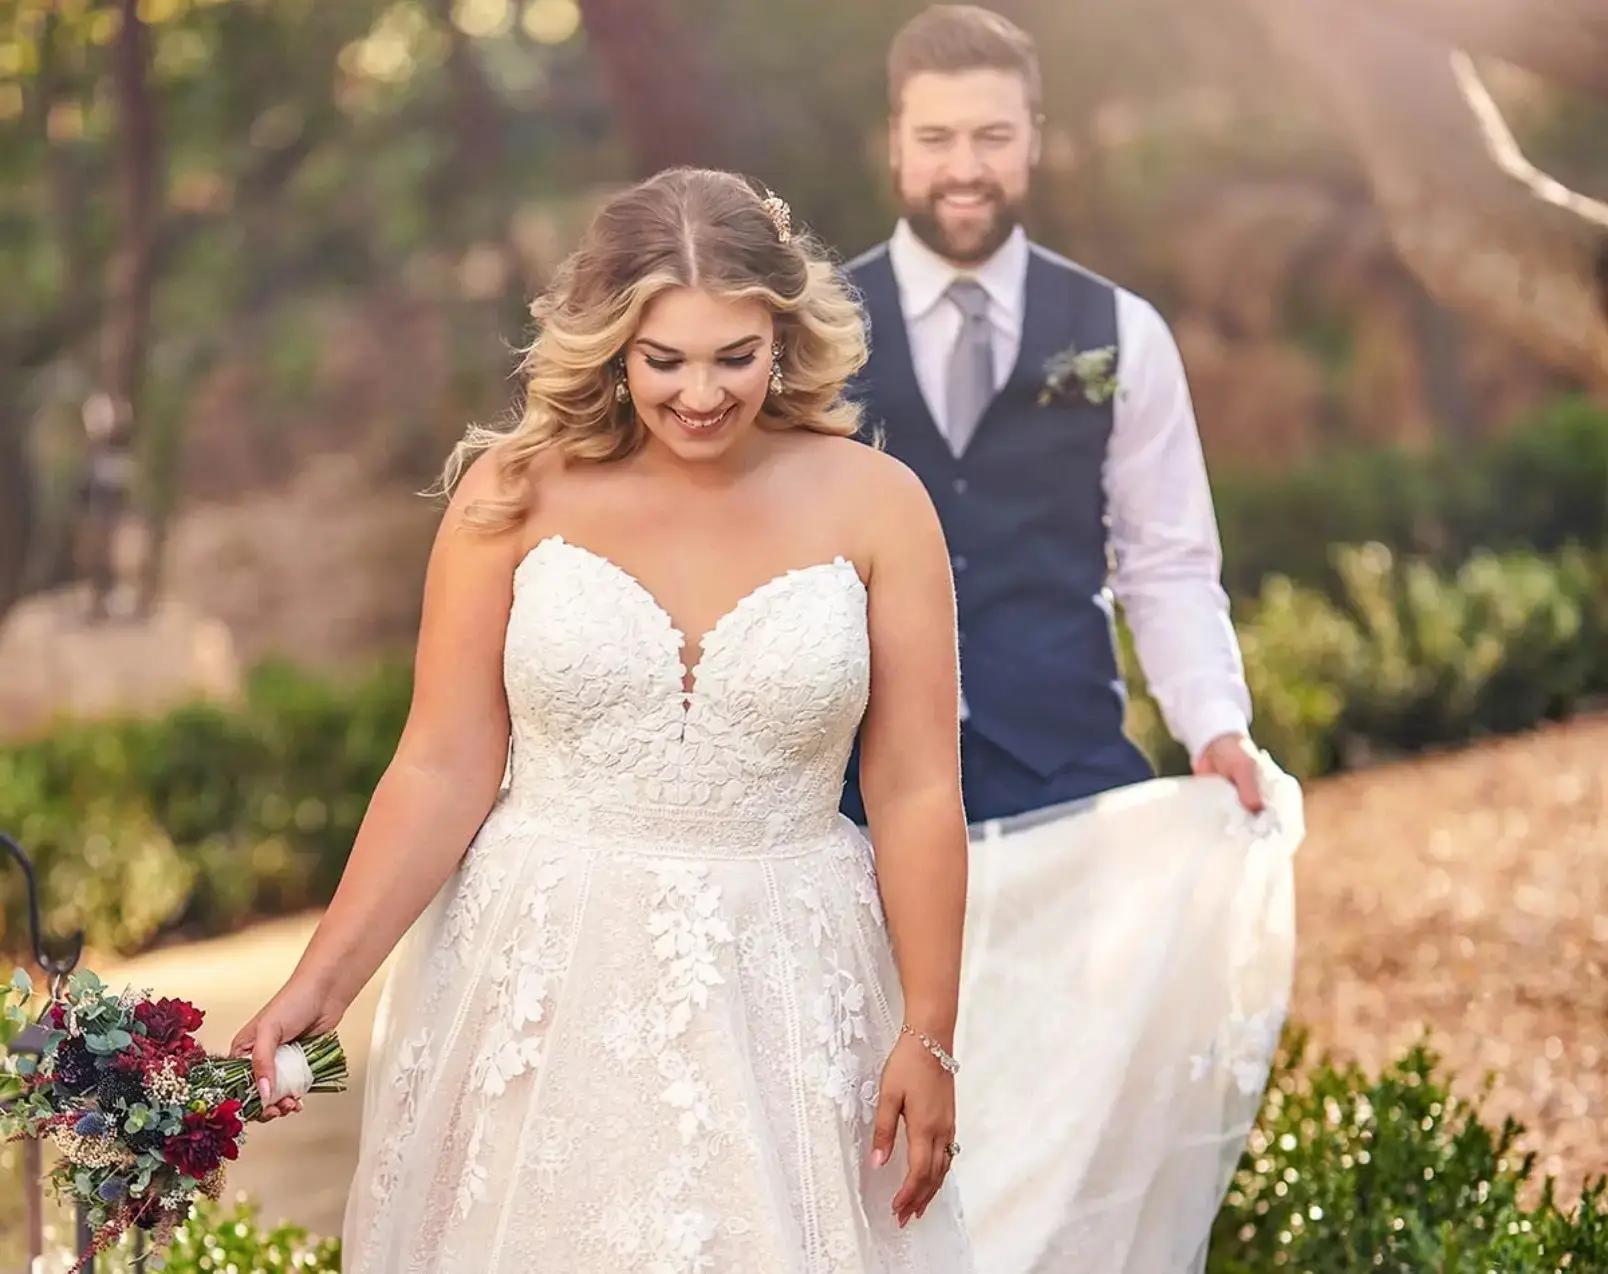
(887, 5, 1041, 115)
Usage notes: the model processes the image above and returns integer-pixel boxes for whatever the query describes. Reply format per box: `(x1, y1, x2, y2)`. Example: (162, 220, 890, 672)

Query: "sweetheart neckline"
(513, 534, 863, 705)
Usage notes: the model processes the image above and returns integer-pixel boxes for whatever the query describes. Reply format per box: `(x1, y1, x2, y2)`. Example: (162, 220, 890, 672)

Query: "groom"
(842, 4, 1262, 824)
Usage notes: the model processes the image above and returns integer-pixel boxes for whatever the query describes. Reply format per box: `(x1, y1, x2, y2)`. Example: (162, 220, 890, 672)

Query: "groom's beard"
(901, 181, 1022, 266)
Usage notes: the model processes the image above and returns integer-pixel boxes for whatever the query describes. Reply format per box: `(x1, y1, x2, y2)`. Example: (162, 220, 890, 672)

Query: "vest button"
(952, 555, 968, 573)
(952, 477, 969, 495)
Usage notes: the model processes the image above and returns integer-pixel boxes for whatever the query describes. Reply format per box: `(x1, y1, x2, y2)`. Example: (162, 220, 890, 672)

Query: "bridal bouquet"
(0, 966, 347, 1269)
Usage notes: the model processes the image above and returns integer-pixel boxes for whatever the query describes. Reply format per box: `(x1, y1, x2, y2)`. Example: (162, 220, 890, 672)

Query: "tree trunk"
(1238, 0, 1608, 387)
(0, 401, 29, 622)
(40, 9, 95, 350)
(88, 0, 161, 614)
(1354, 0, 1608, 100)
(576, 0, 750, 176)
(102, 0, 159, 449)
(0, 8, 93, 626)
(427, 0, 506, 232)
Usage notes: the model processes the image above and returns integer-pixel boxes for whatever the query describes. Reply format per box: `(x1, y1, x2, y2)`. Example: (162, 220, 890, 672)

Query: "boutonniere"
(1037, 343, 1119, 407)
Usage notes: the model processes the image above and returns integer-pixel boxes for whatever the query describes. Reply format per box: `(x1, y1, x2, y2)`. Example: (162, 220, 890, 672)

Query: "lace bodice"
(500, 536, 870, 852)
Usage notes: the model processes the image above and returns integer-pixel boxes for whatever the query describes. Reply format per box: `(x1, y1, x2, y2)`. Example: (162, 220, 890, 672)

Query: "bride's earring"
(613, 358, 630, 405)
(769, 342, 785, 396)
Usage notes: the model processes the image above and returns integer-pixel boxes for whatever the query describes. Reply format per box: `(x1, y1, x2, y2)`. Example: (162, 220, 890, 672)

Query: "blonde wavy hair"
(435, 167, 870, 532)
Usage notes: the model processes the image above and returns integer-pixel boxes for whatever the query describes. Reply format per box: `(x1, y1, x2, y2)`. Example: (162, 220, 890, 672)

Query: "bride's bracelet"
(900, 1023, 960, 1075)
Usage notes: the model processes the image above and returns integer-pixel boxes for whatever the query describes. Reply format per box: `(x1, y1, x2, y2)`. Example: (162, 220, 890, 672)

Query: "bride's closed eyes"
(644, 353, 758, 372)
(635, 332, 765, 373)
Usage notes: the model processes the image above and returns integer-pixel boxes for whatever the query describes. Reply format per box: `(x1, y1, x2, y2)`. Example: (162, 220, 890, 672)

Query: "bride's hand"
(228, 974, 347, 1123)
(870, 1031, 957, 1228)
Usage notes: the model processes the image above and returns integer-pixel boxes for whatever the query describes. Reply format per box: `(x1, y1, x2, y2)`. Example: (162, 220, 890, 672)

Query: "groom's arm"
(1103, 290, 1252, 763)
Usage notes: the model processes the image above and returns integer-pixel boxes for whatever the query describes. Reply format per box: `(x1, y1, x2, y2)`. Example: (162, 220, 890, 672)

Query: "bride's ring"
(945, 1140, 961, 1159)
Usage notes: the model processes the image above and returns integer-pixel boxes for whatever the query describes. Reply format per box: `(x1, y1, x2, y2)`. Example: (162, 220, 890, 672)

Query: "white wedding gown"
(343, 535, 976, 1272)
(953, 762, 1303, 1273)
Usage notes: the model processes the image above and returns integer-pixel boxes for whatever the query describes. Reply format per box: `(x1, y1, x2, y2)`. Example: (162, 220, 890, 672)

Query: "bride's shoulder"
(822, 434, 932, 514)
(790, 433, 937, 550)
(795, 431, 926, 499)
(449, 441, 567, 519)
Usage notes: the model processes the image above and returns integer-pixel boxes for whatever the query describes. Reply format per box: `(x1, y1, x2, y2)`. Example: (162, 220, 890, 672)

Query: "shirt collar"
(888, 219, 1028, 328)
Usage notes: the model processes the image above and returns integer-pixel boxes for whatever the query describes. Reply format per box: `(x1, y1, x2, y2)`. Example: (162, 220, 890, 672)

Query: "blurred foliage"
(0, 658, 407, 957)
(5, 0, 1603, 542)
(2, 0, 611, 589)
(1125, 543, 1608, 779)
(1215, 396, 1608, 599)
(0, 1188, 341, 1273)
(123, 1197, 342, 1272)
(1207, 1033, 1608, 1272)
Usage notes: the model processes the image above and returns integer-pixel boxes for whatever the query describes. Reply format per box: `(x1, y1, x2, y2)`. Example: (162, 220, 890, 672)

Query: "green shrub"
(0, 659, 408, 958)
(1127, 545, 1608, 778)
(1332, 545, 1596, 750)
(1208, 1035, 1608, 1272)
(1215, 396, 1608, 598)
(0, 1196, 342, 1273)
(136, 1198, 341, 1272)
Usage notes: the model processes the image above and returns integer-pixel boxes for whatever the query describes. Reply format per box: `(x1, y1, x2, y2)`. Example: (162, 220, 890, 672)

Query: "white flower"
(1038, 342, 1119, 407)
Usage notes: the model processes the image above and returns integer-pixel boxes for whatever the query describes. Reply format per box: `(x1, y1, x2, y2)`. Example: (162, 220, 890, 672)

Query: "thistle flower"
(73, 1111, 111, 1138)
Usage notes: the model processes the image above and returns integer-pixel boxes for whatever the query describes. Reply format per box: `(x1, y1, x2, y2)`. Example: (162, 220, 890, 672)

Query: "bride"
(229, 167, 976, 1271)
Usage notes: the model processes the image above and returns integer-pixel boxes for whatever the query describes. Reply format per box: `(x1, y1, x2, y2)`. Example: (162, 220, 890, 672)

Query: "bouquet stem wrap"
(198, 1031, 348, 1121)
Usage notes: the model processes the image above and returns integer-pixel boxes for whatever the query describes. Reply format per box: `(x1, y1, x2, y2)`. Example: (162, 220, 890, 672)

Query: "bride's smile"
(628, 286, 776, 462)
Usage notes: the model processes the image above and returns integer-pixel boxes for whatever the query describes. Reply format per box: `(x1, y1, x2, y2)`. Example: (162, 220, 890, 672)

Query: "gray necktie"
(944, 278, 995, 456)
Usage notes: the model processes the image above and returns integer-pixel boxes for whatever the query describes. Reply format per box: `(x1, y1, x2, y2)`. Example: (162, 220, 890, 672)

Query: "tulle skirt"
(953, 760, 1302, 1273)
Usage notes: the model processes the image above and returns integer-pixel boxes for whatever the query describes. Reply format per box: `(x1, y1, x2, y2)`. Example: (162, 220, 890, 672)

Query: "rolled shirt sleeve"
(1104, 290, 1252, 761)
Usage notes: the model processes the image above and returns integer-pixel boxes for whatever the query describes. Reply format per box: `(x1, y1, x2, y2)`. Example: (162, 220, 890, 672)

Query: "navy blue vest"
(840, 241, 1153, 823)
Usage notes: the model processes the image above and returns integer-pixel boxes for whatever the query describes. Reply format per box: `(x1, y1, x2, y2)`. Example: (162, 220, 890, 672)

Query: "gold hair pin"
(760, 193, 792, 244)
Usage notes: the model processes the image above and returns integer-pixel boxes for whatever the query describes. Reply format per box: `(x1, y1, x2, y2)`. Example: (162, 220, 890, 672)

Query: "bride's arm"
(230, 451, 524, 1108)
(293, 452, 523, 1007)
(855, 453, 968, 1223)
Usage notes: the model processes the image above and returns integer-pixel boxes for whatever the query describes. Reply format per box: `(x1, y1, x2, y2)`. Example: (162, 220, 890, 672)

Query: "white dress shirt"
(886, 219, 1252, 761)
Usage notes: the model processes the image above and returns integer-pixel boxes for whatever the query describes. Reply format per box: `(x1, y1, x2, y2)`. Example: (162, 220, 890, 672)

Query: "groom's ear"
(887, 114, 903, 172)
(1029, 112, 1045, 168)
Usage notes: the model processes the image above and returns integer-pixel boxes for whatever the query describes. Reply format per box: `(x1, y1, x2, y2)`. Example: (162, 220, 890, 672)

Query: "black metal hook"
(2, 831, 85, 983)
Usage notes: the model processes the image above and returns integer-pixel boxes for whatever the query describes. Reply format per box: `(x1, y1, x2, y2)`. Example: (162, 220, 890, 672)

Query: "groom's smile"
(888, 67, 1042, 268)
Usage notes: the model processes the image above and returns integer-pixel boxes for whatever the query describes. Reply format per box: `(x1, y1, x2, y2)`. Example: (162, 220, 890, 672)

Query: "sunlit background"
(2, 0, 1607, 1267)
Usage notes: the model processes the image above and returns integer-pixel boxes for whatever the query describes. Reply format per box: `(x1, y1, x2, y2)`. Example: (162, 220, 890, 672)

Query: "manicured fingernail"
(871, 1148, 887, 1168)
(258, 1078, 271, 1106)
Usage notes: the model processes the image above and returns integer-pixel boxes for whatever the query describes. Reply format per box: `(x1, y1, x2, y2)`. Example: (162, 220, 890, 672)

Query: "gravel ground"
(1290, 713, 1608, 1200)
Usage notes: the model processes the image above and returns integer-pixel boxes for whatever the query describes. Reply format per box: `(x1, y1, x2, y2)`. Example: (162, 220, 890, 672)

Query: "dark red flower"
(161, 1099, 243, 1180)
(134, 998, 205, 1047)
(110, 1031, 206, 1079)
(128, 1194, 167, 1232)
(52, 1038, 100, 1094)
